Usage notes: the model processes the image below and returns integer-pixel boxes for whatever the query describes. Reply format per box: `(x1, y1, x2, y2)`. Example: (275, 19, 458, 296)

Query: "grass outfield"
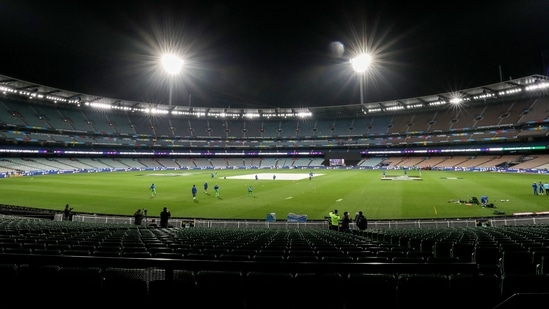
(1, 169, 548, 221)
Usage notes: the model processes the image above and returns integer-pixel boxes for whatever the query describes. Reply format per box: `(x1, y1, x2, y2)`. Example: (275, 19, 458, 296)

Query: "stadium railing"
(71, 213, 549, 229)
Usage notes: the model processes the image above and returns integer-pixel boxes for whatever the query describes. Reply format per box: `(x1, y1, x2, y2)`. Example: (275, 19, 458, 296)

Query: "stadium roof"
(1, 73, 548, 119)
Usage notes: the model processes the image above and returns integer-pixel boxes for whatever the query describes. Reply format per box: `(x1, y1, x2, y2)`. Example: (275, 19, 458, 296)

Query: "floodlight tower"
(161, 53, 184, 107)
(350, 53, 372, 104)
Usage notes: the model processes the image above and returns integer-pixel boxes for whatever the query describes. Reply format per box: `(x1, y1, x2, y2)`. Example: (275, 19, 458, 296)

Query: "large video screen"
(329, 158, 345, 166)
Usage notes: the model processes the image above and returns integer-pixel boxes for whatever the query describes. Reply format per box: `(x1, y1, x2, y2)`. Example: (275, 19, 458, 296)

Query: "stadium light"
(350, 53, 372, 104)
(161, 53, 184, 107)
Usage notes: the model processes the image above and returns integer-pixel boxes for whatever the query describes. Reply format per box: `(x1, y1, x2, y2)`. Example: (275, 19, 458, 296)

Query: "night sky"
(0, 0, 547, 109)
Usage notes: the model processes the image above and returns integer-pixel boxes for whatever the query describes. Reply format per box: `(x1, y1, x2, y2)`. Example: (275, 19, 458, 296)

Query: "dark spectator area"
(2, 215, 549, 307)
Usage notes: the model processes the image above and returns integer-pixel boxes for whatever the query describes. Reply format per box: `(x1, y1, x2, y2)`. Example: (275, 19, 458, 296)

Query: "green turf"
(1, 169, 548, 220)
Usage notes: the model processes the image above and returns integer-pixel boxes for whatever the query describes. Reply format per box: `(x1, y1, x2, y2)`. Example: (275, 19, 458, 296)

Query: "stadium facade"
(1, 74, 548, 164)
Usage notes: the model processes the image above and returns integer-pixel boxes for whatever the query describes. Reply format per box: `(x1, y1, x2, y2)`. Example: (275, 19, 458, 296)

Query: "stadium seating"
(195, 270, 246, 309)
(448, 273, 501, 308)
(1, 72, 549, 309)
(2, 78, 549, 177)
(1, 214, 549, 306)
(395, 273, 450, 309)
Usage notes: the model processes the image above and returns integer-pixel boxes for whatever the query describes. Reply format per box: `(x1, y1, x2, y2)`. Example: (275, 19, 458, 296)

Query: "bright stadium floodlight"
(350, 53, 372, 105)
(161, 54, 184, 75)
(161, 53, 184, 107)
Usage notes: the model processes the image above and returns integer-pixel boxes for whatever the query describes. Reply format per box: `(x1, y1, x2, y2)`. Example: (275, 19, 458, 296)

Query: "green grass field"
(1, 168, 548, 221)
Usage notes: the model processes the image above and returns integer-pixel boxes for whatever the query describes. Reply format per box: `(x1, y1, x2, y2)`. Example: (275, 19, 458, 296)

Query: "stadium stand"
(1, 74, 549, 307)
(1, 216, 549, 307)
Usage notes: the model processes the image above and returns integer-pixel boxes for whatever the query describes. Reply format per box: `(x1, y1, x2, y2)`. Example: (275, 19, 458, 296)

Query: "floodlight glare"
(350, 53, 372, 105)
(350, 53, 371, 73)
(161, 54, 184, 75)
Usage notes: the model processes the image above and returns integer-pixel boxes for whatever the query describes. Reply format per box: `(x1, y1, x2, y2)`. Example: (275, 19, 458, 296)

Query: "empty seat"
(70, 244, 96, 252)
(321, 255, 354, 263)
(147, 246, 173, 255)
(392, 256, 425, 263)
(245, 272, 294, 309)
(231, 248, 258, 256)
(293, 272, 345, 308)
(46, 244, 71, 252)
(218, 253, 252, 261)
(346, 273, 397, 309)
(17, 264, 61, 302)
(201, 247, 231, 257)
(499, 250, 536, 275)
(94, 245, 121, 252)
(473, 246, 501, 274)
(449, 273, 502, 308)
(150, 269, 196, 298)
(433, 241, 454, 258)
(356, 256, 390, 263)
(185, 252, 217, 260)
(153, 252, 183, 259)
(121, 251, 152, 258)
(286, 254, 318, 262)
(91, 250, 121, 257)
(194, 270, 245, 309)
(0, 263, 18, 295)
(530, 248, 549, 266)
(396, 273, 450, 309)
(32, 249, 62, 256)
(451, 242, 475, 262)
(121, 246, 148, 253)
(377, 250, 406, 260)
(538, 255, 549, 274)
(62, 249, 91, 256)
(251, 254, 285, 262)
(426, 256, 460, 264)
(419, 239, 435, 255)
(57, 266, 103, 304)
(406, 250, 434, 260)
(0, 242, 22, 249)
(347, 250, 377, 260)
(3, 248, 32, 255)
(21, 242, 46, 251)
(103, 267, 148, 305)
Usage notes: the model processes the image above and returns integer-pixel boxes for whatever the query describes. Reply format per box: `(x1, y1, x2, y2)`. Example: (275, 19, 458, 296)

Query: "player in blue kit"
(192, 184, 197, 200)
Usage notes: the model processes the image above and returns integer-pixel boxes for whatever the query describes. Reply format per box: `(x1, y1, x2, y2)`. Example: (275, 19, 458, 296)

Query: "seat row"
(5, 263, 546, 309)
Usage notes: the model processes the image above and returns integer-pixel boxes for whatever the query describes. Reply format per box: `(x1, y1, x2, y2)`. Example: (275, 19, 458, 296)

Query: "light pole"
(350, 53, 371, 104)
(161, 53, 184, 106)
